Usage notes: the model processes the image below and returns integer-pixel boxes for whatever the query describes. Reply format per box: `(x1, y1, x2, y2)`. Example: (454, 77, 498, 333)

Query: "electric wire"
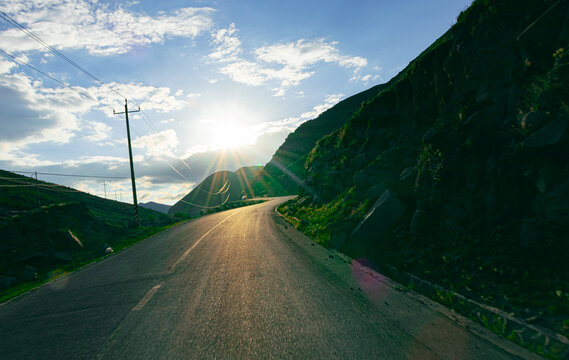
(0, 49, 102, 104)
(0, 11, 125, 99)
(10, 171, 127, 179)
(0, 11, 194, 195)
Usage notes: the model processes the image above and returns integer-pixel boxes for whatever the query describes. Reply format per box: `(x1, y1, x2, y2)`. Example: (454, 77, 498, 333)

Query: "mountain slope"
(140, 201, 170, 214)
(249, 84, 387, 196)
(169, 166, 261, 217)
(280, 0, 569, 346)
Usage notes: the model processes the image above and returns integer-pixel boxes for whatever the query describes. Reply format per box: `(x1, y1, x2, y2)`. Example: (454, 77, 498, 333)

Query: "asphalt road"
(0, 197, 542, 359)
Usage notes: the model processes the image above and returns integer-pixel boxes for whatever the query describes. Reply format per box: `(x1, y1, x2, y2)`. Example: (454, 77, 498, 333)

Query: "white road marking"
(169, 211, 239, 270)
(132, 283, 162, 311)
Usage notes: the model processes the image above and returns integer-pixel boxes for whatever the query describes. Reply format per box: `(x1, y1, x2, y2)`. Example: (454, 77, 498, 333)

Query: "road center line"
(132, 283, 162, 311)
(169, 211, 239, 271)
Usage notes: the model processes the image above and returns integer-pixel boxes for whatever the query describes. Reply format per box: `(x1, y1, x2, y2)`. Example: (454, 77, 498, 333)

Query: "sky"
(0, 0, 473, 205)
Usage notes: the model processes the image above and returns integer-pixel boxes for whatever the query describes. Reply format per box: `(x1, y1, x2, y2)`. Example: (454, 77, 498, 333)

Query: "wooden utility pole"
(35, 171, 39, 207)
(113, 99, 141, 225)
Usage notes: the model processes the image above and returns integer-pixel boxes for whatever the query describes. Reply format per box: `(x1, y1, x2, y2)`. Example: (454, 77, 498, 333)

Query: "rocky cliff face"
(282, 0, 569, 336)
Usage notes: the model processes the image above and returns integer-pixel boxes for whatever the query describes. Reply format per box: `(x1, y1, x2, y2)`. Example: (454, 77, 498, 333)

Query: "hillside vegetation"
(249, 84, 386, 196)
(0, 169, 175, 300)
(279, 0, 569, 342)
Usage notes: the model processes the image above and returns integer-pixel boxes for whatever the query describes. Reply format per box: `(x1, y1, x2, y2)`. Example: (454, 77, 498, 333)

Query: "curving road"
(0, 197, 542, 359)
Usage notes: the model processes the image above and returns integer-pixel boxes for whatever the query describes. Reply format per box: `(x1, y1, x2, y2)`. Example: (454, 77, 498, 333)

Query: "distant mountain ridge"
(169, 166, 262, 217)
(139, 201, 170, 214)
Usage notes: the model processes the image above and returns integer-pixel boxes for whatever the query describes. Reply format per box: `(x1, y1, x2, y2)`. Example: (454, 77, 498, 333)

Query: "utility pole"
(113, 99, 141, 225)
(35, 171, 39, 208)
(103, 179, 107, 199)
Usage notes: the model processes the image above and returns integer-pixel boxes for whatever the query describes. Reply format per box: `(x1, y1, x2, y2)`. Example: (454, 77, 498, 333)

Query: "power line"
(0, 48, 103, 104)
(0, 11, 125, 99)
(9, 171, 128, 179)
(0, 11, 194, 194)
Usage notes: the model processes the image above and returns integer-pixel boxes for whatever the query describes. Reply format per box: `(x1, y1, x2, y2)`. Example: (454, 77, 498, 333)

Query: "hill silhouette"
(169, 166, 262, 217)
(140, 201, 170, 214)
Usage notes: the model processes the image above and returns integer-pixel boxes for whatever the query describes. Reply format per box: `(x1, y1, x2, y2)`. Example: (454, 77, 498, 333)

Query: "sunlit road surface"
(0, 197, 542, 360)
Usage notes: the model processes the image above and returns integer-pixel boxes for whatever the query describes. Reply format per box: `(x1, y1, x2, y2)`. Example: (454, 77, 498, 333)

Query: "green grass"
(0, 220, 184, 303)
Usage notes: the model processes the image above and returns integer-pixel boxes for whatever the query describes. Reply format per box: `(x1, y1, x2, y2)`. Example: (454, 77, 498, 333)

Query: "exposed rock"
(54, 251, 73, 263)
(422, 127, 439, 144)
(523, 115, 568, 148)
(535, 174, 546, 194)
(521, 111, 548, 130)
(351, 153, 368, 168)
(399, 167, 417, 182)
(348, 190, 406, 246)
(22, 265, 37, 281)
(397, 167, 417, 195)
(410, 210, 429, 236)
(539, 178, 569, 247)
(0, 276, 19, 290)
(329, 232, 348, 249)
(66, 229, 83, 248)
(352, 169, 369, 189)
(520, 219, 540, 248)
(364, 183, 387, 201)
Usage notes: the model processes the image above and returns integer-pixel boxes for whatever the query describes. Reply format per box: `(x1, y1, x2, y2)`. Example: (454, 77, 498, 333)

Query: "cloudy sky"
(0, 0, 472, 205)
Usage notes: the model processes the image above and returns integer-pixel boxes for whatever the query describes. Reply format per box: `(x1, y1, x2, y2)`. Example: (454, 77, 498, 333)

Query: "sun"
(201, 102, 259, 149)
(210, 120, 257, 149)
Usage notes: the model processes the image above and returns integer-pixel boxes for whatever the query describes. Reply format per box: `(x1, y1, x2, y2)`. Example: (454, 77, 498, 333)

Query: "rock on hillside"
(169, 166, 261, 217)
(249, 84, 387, 197)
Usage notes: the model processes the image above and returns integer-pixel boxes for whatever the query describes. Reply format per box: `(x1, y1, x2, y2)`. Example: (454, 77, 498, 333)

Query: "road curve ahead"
(0, 197, 542, 360)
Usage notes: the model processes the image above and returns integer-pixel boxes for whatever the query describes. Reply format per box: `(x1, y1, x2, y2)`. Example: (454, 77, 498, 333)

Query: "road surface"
(0, 197, 542, 359)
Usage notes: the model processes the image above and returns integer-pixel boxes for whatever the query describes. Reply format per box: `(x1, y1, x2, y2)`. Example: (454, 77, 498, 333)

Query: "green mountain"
(0, 169, 173, 296)
(169, 166, 262, 217)
(140, 201, 170, 214)
(249, 84, 386, 196)
(279, 0, 569, 344)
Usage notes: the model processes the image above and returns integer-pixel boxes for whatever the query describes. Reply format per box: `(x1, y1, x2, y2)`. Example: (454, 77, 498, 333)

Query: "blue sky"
(0, 0, 473, 205)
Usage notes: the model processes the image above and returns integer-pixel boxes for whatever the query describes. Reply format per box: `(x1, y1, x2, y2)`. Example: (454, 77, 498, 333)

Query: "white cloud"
(247, 93, 344, 140)
(83, 121, 112, 142)
(254, 39, 366, 70)
(0, 59, 17, 74)
(0, 0, 215, 56)
(0, 67, 189, 171)
(350, 72, 382, 84)
(96, 82, 189, 113)
(208, 24, 368, 95)
(208, 23, 241, 62)
(132, 129, 178, 157)
(300, 93, 344, 120)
